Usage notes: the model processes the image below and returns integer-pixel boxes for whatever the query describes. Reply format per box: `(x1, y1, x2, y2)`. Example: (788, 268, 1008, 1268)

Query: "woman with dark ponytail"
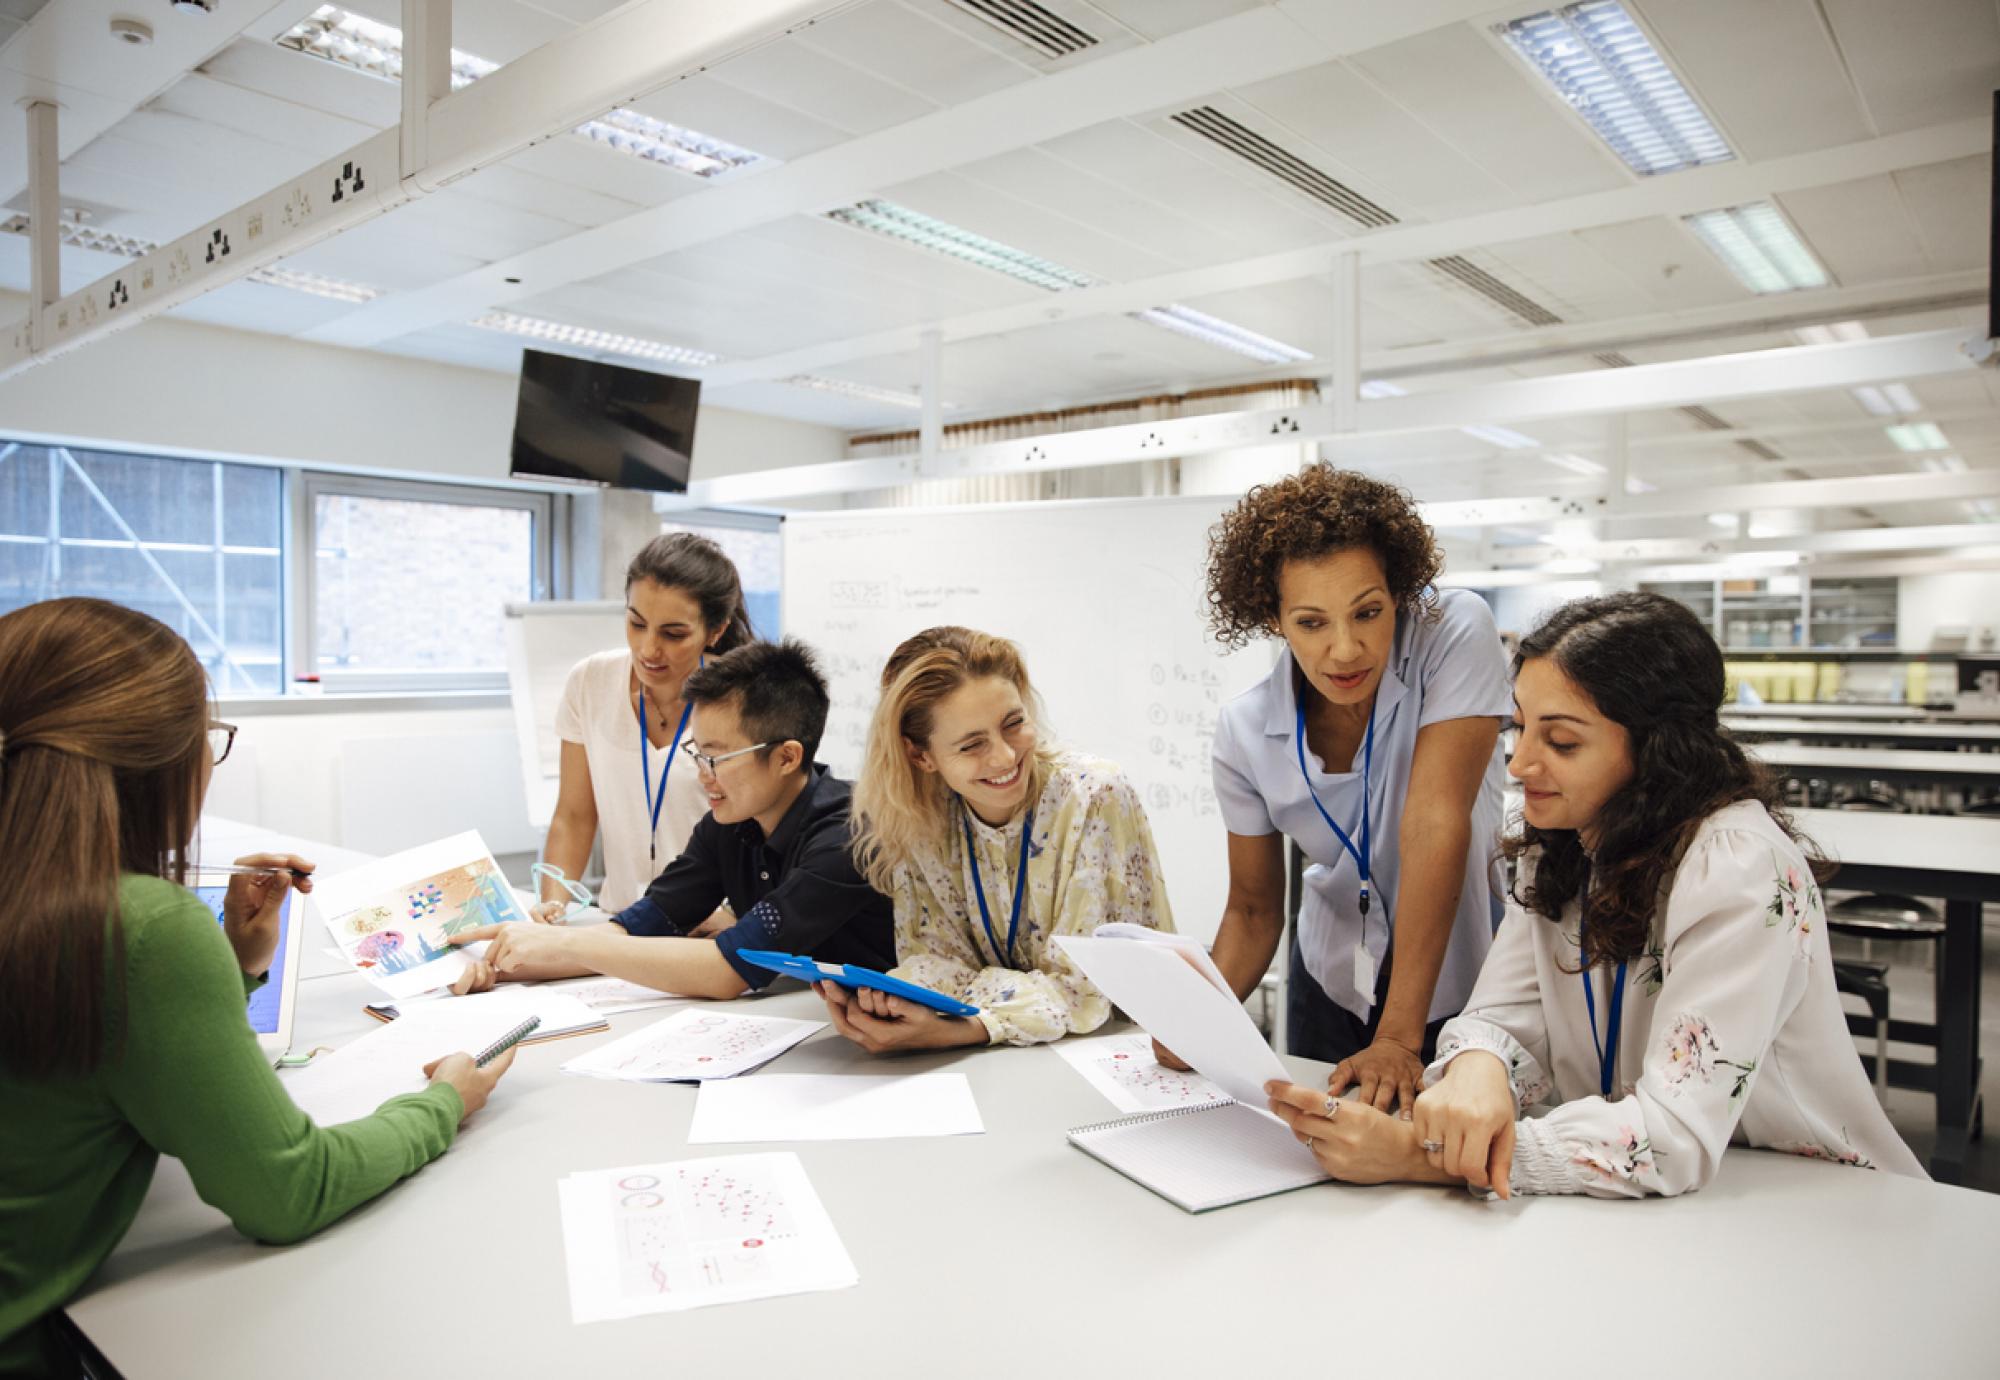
(0, 600, 513, 1376)
(536, 532, 755, 921)
(1263, 592, 1924, 1197)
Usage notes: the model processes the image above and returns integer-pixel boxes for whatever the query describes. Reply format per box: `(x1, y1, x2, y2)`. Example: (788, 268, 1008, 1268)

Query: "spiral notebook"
(1067, 1101, 1331, 1213)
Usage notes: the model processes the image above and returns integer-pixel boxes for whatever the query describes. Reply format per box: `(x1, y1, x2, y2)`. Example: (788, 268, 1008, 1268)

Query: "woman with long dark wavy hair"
(1262, 592, 1923, 1196)
(0, 600, 515, 1376)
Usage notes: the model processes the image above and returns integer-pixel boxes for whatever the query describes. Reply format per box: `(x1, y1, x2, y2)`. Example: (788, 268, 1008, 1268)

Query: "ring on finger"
(1320, 1096, 1340, 1120)
(1420, 1138, 1446, 1154)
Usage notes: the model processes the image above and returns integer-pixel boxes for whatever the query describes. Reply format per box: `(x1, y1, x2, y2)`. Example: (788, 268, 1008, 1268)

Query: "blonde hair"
(850, 626, 1055, 894)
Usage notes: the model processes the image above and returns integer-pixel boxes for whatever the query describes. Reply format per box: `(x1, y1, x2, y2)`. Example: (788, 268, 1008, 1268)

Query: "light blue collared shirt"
(1210, 588, 1512, 1021)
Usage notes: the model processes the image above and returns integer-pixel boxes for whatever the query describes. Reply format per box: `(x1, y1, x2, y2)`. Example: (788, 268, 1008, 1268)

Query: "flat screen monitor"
(509, 348, 700, 494)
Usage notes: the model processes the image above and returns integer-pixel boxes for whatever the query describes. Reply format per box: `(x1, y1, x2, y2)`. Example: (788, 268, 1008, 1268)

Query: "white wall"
(0, 306, 849, 853)
(1485, 580, 1606, 639)
(1898, 571, 2000, 652)
(0, 298, 848, 487)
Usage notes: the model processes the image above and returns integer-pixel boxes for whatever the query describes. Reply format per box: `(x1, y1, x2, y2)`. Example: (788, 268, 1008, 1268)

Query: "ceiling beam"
(294, 0, 1505, 349)
(1423, 469, 2000, 531)
(1487, 523, 2000, 566)
(702, 116, 1990, 388)
(0, 0, 848, 377)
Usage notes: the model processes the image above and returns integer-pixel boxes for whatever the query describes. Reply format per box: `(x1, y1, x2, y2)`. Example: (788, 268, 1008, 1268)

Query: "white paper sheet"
(1090, 922, 1235, 995)
(390, 987, 608, 1040)
(280, 1000, 535, 1126)
(1055, 935, 1291, 1117)
(557, 1153, 858, 1322)
(687, 1073, 983, 1144)
(1051, 1032, 1231, 1114)
(308, 830, 530, 999)
(539, 974, 693, 1015)
(560, 1008, 823, 1082)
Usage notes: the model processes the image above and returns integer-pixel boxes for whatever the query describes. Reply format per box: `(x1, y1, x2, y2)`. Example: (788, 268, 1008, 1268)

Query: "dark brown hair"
(1502, 591, 1816, 967)
(0, 598, 209, 1077)
(625, 532, 755, 653)
(1204, 465, 1443, 649)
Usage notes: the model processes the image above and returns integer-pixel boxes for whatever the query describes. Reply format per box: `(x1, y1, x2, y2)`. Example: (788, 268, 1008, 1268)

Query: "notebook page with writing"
(1068, 1102, 1331, 1213)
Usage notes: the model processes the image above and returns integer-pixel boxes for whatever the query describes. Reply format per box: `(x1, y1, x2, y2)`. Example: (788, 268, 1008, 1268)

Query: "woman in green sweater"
(0, 599, 516, 1377)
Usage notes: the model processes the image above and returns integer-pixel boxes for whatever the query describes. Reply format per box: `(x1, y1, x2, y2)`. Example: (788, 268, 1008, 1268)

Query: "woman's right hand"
(422, 1047, 518, 1122)
(1410, 1049, 1517, 1197)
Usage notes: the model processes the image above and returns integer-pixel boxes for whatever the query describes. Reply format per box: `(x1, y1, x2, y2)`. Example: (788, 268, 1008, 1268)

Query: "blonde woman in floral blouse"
(1265, 593, 1924, 1196)
(821, 626, 1174, 1051)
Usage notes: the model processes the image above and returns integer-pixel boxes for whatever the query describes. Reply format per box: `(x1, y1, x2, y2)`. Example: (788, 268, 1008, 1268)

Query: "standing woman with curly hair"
(1264, 593, 1923, 1195)
(1194, 466, 1512, 1109)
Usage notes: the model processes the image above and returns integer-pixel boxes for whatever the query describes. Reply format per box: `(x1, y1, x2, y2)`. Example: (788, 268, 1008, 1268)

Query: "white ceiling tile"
(795, 2, 1035, 107)
(1822, 0, 2000, 134)
(704, 32, 941, 138)
(1633, 0, 1871, 160)
(1895, 154, 1990, 274)
(624, 73, 850, 162)
(1347, 24, 1631, 205)
(1775, 176, 1927, 286)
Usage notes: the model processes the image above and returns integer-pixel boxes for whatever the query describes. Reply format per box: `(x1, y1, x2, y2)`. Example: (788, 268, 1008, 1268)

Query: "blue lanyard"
(1293, 694, 1375, 920)
(962, 804, 1033, 969)
(1579, 916, 1629, 1098)
(637, 687, 694, 864)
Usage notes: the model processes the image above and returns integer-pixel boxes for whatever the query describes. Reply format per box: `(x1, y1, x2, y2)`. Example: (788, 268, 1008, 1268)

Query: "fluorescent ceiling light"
(1967, 499, 1998, 522)
(825, 198, 1311, 363)
(1885, 422, 1949, 452)
(470, 311, 721, 366)
(1920, 454, 1968, 474)
(1624, 475, 1657, 494)
(1542, 557, 1602, 575)
(0, 213, 380, 303)
(1707, 512, 1739, 529)
(1684, 202, 1831, 293)
(1543, 452, 1607, 476)
(1361, 380, 1557, 453)
(1130, 304, 1313, 365)
(1460, 423, 1542, 450)
(781, 375, 952, 411)
(1498, 1, 1733, 176)
(1792, 320, 1867, 346)
(276, 6, 766, 178)
(1851, 385, 1894, 417)
(825, 199, 1097, 292)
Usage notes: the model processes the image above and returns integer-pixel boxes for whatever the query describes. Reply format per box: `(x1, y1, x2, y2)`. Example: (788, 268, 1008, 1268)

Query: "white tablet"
(192, 873, 304, 1062)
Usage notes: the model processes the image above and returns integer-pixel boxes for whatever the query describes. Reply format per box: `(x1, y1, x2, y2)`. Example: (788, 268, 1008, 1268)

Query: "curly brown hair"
(1204, 465, 1443, 649)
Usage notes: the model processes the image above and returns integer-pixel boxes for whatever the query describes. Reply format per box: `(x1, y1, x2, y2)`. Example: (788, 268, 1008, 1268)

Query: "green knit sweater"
(0, 875, 462, 1375)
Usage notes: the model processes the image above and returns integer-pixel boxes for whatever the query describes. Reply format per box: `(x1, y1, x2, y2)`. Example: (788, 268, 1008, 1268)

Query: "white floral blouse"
(890, 750, 1175, 1046)
(1426, 799, 1927, 1196)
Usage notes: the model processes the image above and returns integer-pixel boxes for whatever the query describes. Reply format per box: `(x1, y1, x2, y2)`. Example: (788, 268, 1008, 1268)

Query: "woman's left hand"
(1265, 1079, 1448, 1186)
(814, 981, 986, 1054)
(1327, 1035, 1427, 1113)
(222, 853, 314, 978)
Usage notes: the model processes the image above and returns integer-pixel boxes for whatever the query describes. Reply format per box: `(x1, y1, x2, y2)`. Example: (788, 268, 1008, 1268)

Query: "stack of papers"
(558, 1153, 857, 1322)
(540, 974, 690, 1015)
(376, 988, 608, 1042)
(282, 999, 538, 1126)
(688, 1074, 983, 1144)
(561, 1008, 824, 1082)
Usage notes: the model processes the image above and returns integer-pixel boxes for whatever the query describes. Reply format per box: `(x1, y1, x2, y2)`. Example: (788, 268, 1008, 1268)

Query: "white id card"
(1352, 943, 1377, 998)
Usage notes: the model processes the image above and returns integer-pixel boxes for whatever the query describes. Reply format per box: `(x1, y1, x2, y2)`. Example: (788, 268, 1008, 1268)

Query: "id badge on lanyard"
(1294, 696, 1378, 998)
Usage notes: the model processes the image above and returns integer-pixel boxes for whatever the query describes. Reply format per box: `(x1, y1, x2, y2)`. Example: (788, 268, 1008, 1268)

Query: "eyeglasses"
(208, 721, 237, 766)
(677, 740, 771, 775)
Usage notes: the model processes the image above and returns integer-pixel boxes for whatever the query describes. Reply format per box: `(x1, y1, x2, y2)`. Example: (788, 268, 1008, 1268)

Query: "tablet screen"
(193, 885, 293, 1036)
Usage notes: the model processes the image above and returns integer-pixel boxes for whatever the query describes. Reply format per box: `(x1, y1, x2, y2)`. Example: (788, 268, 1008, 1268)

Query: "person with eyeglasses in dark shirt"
(449, 638, 893, 998)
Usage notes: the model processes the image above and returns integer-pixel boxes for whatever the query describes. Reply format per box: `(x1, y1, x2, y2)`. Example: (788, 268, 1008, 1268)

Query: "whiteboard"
(503, 601, 627, 829)
(783, 496, 1272, 943)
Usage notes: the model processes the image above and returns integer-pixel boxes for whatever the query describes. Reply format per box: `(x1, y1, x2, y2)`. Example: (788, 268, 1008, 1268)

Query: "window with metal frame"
(656, 507, 782, 642)
(0, 439, 286, 694)
(303, 474, 554, 693)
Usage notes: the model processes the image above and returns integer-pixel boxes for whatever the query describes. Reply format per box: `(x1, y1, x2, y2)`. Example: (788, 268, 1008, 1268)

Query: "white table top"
(1725, 716, 2000, 742)
(1751, 744, 2000, 777)
(66, 972, 2000, 1376)
(1797, 807, 2000, 876)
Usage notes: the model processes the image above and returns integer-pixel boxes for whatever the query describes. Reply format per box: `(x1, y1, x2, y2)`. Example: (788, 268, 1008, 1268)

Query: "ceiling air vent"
(947, 0, 1097, 59)
(1427, 255, 1563, 327)
(1170, 107, 1399, 229)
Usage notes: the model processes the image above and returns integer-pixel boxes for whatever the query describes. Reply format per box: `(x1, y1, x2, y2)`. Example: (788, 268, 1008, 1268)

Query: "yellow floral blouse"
(889, 750, 1175, 1046)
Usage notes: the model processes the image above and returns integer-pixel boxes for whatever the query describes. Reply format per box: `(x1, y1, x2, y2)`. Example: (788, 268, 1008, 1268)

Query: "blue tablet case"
(735, 949, 981, 1018)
